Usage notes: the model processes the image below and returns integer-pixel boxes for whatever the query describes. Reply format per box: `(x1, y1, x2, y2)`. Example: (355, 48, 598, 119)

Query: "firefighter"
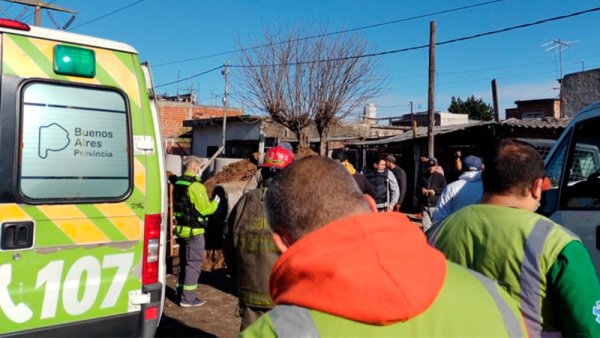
(224, 145, 294, 330)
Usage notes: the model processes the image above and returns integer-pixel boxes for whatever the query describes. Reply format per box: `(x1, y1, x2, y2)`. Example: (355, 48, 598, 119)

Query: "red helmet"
(261, 145, 294, 169)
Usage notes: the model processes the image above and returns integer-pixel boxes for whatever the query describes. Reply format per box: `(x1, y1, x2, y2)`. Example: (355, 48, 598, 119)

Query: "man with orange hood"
(241, 156, 527, 337)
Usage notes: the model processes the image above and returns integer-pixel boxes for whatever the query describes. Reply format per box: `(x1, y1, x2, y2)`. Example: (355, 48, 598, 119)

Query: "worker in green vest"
(173, 156, 220, 307)
(429, 138, 600, 337)
(241, 156, 527, 338)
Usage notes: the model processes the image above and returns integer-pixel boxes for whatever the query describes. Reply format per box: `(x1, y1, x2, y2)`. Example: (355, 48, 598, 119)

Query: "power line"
(157, 7, 600, 90)
(153, 0, 506, 67)
(230, 6, 600, 69)
(155, 65, 224, 88)
(68, 0, 145, 30)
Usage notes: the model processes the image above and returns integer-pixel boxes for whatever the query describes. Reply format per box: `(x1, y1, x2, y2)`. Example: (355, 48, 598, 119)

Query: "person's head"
(332, 149, 349, 162)
(482, 138, 545, 211)
(265, 156, 371, 250)
(427, 157, 438, 174)
(373, 157, 387, 172)
(260, 145, 294, 180)
(463, 155, 483, 172)
(385, 155, 397, 169)
(183, 156, 205, 176)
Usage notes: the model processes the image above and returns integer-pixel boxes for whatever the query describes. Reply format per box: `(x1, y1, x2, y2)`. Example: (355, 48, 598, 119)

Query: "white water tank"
(363, 103, 376, 124)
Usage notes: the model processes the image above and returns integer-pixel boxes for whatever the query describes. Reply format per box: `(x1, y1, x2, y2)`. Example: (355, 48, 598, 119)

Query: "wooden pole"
(492, 79, 500, 122)
(6, 0, 76, 26)
(427, 21, 436, 158)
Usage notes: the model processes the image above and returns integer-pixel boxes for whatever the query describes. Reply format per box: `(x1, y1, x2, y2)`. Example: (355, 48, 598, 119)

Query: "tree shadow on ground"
(155, 315, 216, 338)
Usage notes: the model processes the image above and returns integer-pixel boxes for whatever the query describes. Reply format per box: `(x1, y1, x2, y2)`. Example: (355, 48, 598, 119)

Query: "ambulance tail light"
(143, 214, 161, 285)
(0, 19, 30, 31)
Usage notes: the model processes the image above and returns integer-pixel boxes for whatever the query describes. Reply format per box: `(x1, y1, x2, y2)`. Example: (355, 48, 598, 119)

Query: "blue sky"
(5, 0, 600, 120)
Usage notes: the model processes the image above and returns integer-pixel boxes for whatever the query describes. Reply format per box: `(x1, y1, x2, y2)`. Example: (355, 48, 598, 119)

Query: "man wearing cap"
(432, 155, 483, 225)
(385, 154, 407, 210)
(417, 157, 446, 231)
(224, 145, 294, 330)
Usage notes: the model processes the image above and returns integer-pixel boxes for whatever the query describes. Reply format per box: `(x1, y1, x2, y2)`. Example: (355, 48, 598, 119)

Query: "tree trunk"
(296, 130, 309, 149)
(319, 128, 329, 156)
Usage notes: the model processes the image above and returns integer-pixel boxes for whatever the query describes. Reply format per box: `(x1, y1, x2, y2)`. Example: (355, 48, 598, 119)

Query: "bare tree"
(236, 26, 382, 153)
(236, 28, 313, 148)
(312, 33, 382, 155)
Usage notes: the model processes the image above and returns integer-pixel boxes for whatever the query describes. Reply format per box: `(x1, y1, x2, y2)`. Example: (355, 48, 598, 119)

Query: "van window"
(544, 133, 570, 187)
(563, 117, 600, 210)
(19, 82, 131, 202)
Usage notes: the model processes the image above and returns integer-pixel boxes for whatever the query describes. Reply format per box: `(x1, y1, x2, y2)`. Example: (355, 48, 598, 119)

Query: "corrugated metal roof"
(501, 117, 570, 129)
(352, 121, 494, 145)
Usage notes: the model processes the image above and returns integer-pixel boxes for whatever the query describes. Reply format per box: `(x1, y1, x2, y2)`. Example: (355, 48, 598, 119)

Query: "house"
(505, 98, 561, 119)
(386, 111, 470, 127)
(183, 115, 405, 158)
(157, 94, 243, 154)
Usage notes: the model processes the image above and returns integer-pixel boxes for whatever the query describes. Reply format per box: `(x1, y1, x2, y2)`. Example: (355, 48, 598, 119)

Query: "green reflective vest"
(429, 204, 577, 335)
(241, 262, 526, 338)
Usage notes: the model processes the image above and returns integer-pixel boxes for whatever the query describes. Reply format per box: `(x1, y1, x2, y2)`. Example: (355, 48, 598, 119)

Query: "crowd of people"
(169, 139, 600, 337)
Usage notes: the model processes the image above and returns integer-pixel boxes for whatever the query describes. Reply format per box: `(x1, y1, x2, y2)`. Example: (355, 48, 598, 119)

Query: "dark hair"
(265, 156, 369, 242)
(482, 138, 545, 196)
(331, 149, 349, 162)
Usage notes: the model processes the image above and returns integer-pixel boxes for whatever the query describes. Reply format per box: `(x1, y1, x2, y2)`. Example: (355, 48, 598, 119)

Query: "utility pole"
(221, 61, 229, 154)
(427, 21, 436, 158)
(491, 79, 499, 122)
(6, 0, 76, 27)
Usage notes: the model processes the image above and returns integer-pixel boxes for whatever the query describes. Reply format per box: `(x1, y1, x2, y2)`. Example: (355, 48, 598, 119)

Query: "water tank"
(363, 103, 377, 124)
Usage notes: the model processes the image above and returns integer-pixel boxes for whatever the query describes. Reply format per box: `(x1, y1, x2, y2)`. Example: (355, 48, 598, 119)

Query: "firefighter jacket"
(224, 186, 279, 309)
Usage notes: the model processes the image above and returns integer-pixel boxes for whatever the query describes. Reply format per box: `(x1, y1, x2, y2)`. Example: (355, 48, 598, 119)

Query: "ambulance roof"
(0, 24, 138, 54)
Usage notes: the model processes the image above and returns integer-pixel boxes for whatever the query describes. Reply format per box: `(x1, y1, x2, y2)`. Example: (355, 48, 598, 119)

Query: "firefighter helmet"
(261, 145, 294, 169)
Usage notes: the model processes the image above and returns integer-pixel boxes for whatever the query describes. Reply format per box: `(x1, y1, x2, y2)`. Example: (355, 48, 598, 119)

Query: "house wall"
(562, 68, 600, 117)
(504, 99, 559, 119)
(191, 120, 261, 157)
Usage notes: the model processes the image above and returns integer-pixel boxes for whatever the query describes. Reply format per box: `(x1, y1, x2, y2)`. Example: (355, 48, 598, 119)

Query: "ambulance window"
(18, 82, 131, 202)
(562, 117, 600, 210)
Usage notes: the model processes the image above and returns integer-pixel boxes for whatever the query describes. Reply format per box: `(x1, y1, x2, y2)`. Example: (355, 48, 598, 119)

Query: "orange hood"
(270, 212, 446, 325)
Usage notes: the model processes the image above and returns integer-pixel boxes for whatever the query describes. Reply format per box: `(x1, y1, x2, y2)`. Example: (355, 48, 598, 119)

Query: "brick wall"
(158, 101, 243, 138)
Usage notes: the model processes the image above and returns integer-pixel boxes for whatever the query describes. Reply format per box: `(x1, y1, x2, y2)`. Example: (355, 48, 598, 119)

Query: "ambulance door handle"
(1, 222, 34, 250)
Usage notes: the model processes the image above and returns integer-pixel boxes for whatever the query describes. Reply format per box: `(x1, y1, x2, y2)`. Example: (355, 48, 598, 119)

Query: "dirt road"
(156, 270, 241, 338)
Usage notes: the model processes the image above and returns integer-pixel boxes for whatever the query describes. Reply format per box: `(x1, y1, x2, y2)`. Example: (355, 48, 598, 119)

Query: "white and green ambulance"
(0, 18, 166, 337)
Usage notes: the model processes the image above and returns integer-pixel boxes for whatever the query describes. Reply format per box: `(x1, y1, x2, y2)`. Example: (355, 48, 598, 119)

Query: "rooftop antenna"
(542, 39, 578, 80)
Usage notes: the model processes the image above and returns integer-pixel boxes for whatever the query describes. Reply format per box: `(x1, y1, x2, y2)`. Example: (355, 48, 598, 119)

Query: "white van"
(540, 102, 600, 277)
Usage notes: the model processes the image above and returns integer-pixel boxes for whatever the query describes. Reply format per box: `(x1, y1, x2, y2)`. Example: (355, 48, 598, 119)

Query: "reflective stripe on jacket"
(430, 204, 577, 336)
(242, 262, 526, 337)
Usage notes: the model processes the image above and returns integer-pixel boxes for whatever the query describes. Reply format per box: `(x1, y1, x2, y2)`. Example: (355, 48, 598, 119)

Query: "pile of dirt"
(295, 146, 318, 159)
(204, 159, 257, 196)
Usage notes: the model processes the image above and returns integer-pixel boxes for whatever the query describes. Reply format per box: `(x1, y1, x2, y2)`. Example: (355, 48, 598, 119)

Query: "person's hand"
(455, 150, 461, 157)
(387, 204, 394, 212)
(213, 195, 221, 204)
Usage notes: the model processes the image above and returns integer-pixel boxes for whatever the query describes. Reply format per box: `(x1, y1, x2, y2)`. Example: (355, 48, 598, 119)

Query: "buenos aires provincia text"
(73, 127, 113, 157)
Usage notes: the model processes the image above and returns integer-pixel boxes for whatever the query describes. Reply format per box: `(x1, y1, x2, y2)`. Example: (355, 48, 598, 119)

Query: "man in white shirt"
(432, 155, 483, 225)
